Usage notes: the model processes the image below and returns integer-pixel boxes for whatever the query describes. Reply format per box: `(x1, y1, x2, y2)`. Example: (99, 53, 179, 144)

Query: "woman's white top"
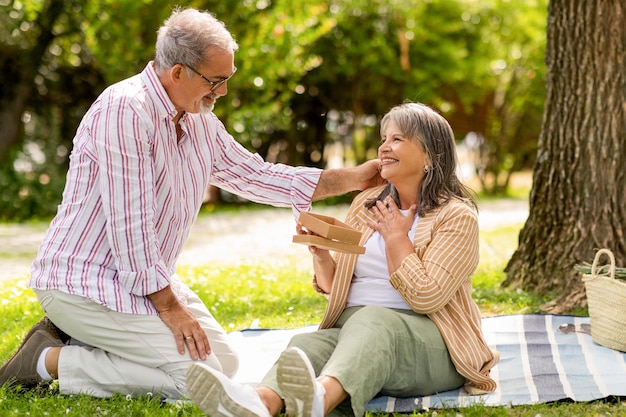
(346, 209, 419, 310)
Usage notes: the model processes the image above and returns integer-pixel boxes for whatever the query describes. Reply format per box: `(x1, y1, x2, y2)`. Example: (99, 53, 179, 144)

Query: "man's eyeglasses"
(185, 65, 237, 92)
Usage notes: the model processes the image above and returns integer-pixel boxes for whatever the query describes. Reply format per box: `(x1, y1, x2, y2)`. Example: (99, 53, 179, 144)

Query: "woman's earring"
(423, 165, 430, 173)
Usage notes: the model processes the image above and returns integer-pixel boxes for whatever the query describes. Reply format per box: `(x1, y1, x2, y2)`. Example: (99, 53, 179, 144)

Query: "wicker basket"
(581, 248, 626, 352)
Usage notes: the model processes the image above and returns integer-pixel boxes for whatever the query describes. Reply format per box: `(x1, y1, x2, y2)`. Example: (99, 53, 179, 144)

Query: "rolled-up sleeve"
(208, 127, 322, 216)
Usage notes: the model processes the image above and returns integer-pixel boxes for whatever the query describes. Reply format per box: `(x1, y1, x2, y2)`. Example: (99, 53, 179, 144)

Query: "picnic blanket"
(228, 314, 626, 412)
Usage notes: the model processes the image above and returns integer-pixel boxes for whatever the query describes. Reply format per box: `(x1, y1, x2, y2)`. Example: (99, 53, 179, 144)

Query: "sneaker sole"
(186, 363, 264, 417)
(276, 348, 316, 417)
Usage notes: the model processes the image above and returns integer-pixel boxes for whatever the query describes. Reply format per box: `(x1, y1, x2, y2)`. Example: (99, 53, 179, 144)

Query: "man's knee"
(219, 349, 239, 378)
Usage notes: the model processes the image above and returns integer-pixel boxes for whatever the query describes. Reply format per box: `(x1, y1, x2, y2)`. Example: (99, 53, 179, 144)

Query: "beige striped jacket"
(314, 186, 500, 393)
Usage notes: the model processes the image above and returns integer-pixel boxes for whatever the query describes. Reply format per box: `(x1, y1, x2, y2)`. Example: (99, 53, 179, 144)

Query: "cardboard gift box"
(298, 212, 361, 244)
(292, 212, 365, 254)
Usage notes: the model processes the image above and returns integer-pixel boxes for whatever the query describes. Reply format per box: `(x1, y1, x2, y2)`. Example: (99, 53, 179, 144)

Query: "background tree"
(0, 0, 105, 218)
(213, 0, 336, 165)
(290, 0, 487, 167)
(234, 0, 547, 180)
(457, 0, 546, 195)
(0, 0, 548, 219)
(0, 0, 71, 162)
(503, 0, 626, 313)
(0, 0, 174, 219)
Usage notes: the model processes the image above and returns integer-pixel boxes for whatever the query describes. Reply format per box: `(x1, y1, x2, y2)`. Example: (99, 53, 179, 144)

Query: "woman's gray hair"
(153, 7, 238, 74)
(366, 102, 476, 216)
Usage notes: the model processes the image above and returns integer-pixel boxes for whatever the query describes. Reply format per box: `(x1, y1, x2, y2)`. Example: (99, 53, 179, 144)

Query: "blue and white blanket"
(228, 314, 626, 412)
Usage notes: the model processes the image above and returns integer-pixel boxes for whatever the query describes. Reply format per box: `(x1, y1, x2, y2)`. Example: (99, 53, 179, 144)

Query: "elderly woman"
(186, 102, 500, 417)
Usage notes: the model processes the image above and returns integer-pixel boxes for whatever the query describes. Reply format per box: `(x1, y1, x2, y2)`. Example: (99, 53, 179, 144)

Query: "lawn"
(0, 200, 624, 416)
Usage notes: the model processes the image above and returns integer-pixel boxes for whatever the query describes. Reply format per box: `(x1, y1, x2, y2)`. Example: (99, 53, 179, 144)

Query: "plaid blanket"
(228, 314, 626, 412)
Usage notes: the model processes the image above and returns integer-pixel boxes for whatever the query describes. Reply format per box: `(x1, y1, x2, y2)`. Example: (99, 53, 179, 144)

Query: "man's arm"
(311, 159, 383, 201)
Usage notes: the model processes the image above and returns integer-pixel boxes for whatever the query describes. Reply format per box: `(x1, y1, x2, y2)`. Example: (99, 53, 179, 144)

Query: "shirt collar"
(140, 61, 179, 121)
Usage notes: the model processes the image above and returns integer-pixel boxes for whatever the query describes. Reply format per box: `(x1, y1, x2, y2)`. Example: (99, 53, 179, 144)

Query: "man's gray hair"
(154, 7, 238, 74)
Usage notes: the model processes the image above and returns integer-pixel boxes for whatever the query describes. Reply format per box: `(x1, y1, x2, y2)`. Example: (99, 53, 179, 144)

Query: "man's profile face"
(177, 49, 236, 114)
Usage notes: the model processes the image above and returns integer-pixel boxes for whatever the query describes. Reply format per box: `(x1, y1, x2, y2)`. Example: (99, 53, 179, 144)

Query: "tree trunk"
(0, 81, 31, 162)
(0, 0, 66, 162)
(503, 0, 626, 314)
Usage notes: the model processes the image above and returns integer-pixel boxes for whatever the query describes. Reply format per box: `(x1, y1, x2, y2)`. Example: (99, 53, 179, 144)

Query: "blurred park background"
(0, 0, 547, 220)
(3, 1, 624, 314)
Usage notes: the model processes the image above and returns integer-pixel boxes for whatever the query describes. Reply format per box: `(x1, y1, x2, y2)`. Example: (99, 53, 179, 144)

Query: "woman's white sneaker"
(276, 347, 325, 417)
(186, 362, 271, 417)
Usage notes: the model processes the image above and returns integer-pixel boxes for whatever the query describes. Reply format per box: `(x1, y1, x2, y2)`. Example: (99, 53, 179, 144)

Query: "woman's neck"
(393, 183, 419, 210)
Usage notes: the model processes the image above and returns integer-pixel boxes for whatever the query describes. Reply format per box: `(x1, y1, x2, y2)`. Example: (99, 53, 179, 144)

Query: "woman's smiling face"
(378, 119, 429, 188)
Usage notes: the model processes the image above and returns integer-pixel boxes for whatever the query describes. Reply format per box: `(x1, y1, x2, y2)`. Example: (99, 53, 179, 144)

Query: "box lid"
(298, 212, 362, 245)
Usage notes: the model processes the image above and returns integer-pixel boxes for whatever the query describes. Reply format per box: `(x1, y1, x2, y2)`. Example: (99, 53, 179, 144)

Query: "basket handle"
(591, 248, 616, 279)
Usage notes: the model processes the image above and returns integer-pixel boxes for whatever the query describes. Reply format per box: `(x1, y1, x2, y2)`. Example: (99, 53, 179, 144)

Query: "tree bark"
(503, 0, 626, 313)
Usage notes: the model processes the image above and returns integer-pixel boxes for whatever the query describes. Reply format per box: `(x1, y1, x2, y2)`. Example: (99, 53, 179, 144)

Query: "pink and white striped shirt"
(29, 62, 321, 315)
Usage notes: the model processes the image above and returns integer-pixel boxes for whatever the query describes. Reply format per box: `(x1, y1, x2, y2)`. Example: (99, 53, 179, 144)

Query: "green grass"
(181, 262, 326, 330)
(0, 208, 622, 416)
(474, 223, 554, 316)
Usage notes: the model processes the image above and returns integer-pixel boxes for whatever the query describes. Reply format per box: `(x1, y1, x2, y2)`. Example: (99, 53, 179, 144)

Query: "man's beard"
(198, 94, 217, 114)
(198, 99, 215, 114)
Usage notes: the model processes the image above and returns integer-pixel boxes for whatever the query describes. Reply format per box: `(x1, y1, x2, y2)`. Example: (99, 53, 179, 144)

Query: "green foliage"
(0, 148, 66, 221)
(0, 0, 549, 215)
(0, 89, 91, 220)
(463, 0, 548, 194)
(213, 0, 337, 163)
(81, 0, 178, 82)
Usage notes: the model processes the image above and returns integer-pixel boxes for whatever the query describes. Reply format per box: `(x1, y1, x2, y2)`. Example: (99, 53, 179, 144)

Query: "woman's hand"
(368, 197, 417, 273)
(368, 197, 416, 240)
(296, 222, 330, 257)
(296, 220, 335, 293)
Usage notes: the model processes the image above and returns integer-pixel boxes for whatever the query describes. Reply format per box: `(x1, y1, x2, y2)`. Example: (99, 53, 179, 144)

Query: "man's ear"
(169, 64, 185, 83)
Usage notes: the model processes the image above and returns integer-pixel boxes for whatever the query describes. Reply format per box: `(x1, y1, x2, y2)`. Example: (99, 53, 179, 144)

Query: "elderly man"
(0, 7, 380, 399)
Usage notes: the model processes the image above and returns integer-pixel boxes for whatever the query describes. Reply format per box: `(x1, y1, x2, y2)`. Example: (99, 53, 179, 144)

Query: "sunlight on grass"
(473, 223, 552, 315)
(180, 261, 325, 330)
(0, 279, 43, 359)
(0, 387, 202, 417)
(2, 207, 617, 417)
(0, 220, 549, 362)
